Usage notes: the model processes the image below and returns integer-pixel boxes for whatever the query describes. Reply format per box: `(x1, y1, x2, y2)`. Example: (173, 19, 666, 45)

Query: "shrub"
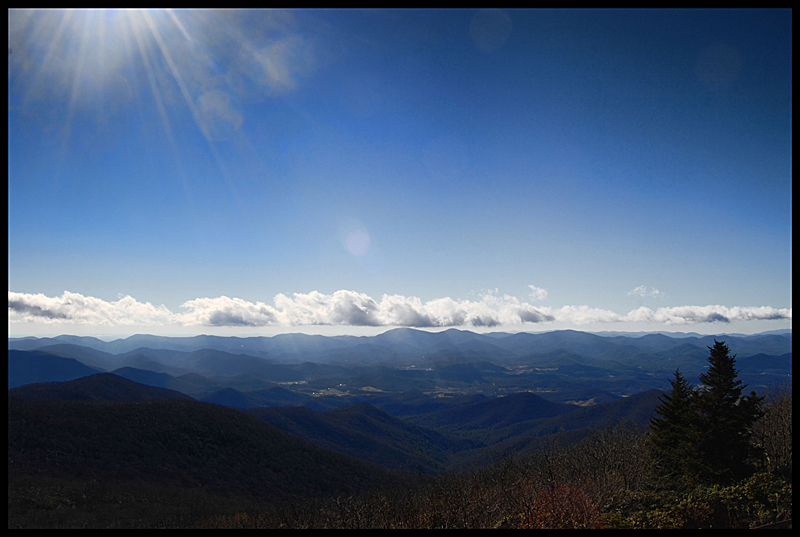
(519, 484, 599, 529)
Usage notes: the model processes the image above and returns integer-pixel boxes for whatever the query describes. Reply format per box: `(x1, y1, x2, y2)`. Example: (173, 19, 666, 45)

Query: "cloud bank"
(8, 290, 792, 330)
(8, 291, 174, 326)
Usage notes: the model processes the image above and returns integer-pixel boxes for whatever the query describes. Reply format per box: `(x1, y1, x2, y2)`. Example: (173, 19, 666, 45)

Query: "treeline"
(198, 341, 792, 529)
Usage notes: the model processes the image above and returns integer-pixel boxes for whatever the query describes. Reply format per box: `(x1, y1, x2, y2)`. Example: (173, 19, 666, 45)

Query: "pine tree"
(694, 340, 764, 484)
(649, 368, 702, 488)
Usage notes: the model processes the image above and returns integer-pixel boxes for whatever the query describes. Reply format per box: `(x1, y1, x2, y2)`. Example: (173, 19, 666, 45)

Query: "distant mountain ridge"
(9, 328, 791, 362)
(9, 329, 790, 406)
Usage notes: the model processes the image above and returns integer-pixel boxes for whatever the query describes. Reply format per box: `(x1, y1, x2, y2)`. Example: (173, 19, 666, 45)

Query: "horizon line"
(8, 326, 792, 342)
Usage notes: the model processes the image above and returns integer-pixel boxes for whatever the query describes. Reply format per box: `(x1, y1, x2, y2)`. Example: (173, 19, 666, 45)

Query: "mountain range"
(9, 328, 791, 402)
(8, 328, 791, 526)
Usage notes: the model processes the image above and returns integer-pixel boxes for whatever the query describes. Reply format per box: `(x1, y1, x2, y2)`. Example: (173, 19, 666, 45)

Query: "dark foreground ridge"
(8, 394, 408, 502)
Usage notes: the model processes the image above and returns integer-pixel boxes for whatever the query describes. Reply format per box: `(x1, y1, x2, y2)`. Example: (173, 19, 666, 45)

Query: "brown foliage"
(751, 386, 792, 477)
(519, 484, 600, 529)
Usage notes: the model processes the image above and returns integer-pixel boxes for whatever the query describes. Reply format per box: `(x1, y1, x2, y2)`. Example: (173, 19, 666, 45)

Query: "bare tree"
(751, 385, 792, 477)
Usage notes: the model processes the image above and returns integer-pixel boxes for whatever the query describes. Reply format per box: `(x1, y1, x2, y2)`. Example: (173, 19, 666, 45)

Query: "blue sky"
(8, 9, 792, 336)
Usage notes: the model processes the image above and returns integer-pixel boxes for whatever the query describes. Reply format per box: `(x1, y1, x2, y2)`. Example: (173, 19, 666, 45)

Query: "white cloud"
(622, 305, 793, 325)
(528, 285, 548, 301)
(8, 291, 173, 326)
(176, 296, 280, 327)
(8, 290, 792, 329)
(273, 290, 384, 326)
(270, 290, 554, 328)
(627, 285, 664, 298)
(628, 285, 647, 297)
(553, 305, 623, 325)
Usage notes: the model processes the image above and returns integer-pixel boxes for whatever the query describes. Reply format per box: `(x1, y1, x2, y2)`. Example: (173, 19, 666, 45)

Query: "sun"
(8, 9, 197, 141)
(9, 9, 315, 151)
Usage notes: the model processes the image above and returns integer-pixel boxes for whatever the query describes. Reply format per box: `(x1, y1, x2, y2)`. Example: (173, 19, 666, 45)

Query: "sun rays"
(9, 9, 313, 155)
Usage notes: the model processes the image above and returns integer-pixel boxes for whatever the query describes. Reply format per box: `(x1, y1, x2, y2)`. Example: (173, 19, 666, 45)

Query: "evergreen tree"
(649, 368, 702, 488)
(694, 340, 764, 484)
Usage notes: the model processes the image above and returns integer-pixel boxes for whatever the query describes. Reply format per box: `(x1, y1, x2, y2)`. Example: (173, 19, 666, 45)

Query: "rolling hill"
(8, 373, 195, 402)
(410, 391, 578, 432)
(8, 350, 103, 389)
(246, 403, 475, 474)
(8, 395, 410, 504)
